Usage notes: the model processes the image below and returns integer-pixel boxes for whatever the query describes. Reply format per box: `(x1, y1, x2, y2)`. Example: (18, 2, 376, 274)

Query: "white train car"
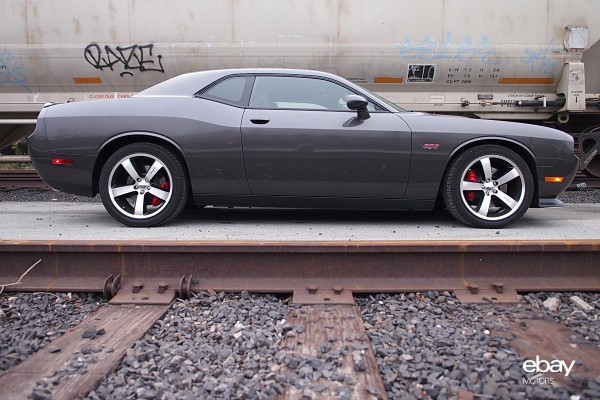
(2, 0, 600, 173)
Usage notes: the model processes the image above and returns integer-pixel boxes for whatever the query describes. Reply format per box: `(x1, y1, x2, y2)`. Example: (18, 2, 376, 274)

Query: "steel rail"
(0, 119, 37, 124)
(0, 169, 48, 190)
(0, 240, 598, 303)
(0, 155, 31, 163)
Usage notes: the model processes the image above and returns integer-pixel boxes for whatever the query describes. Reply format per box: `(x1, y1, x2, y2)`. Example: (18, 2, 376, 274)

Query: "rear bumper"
(28, 109, 96, 197)
(29, 154, 96, 197)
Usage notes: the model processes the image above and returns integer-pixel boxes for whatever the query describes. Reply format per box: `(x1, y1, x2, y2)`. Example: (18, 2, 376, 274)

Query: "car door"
(190, 75, 254, 195)
(241, 75, 412, 198)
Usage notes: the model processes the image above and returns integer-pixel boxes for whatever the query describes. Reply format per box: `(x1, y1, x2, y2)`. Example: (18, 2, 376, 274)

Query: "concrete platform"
(1, 202, 599, 241)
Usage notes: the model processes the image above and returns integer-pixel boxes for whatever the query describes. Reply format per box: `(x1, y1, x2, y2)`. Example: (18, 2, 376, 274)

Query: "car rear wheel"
(99, 143, 189, 227)
(442, 145, 533, 228)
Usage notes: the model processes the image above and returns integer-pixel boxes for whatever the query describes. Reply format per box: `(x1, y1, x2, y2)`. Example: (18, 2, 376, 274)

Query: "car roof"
(135, 68, 343, 97)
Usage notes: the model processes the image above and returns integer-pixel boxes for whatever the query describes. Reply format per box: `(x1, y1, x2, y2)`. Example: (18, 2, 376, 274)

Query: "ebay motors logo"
(522, 356, 576, 384)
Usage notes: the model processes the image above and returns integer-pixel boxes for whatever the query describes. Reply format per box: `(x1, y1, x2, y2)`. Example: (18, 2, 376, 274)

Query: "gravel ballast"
(0, 292, 105, 372)
(86, 291, 600, 400)
(0, 189, 101, 203)
(1, 290, 599, 399)
(87, 292, 290, 400)
(359, 292, 600, 400)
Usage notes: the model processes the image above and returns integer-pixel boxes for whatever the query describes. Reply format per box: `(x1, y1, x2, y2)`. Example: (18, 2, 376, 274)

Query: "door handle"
(250, 119, 270, 125)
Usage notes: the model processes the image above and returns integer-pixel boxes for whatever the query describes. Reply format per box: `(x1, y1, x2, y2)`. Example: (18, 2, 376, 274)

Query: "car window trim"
(247, 73, 390, 113)
(195, 75, 255, 108)
(196, 73, 395, 113)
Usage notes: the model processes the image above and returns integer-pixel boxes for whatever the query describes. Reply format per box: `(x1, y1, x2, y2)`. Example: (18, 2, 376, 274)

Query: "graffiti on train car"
(396, 34, 501, 65)
(520, 39, 562, 77)
(0, 48, 31, 92)
(84, 44, 165, 77)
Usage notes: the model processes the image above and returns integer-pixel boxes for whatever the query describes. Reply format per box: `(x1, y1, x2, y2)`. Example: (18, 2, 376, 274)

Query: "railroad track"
(0, 169, 48, 190)
(0, 155, 48, 190)
(5, 170, 600, 191)
(1, 240, 599, 302)
(2, 156, 600, 190)
(0, 240, 599, 399)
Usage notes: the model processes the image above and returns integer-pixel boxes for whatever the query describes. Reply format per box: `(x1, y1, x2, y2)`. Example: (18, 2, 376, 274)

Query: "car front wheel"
(442, 145, 534, 228)
(99, 143, 189, 227)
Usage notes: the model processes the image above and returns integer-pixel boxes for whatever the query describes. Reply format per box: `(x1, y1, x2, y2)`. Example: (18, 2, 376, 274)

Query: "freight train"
(2, 0, 600, 175)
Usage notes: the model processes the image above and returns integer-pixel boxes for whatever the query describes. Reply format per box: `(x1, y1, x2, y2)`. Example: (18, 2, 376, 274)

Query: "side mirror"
(346, 95, 371, 120)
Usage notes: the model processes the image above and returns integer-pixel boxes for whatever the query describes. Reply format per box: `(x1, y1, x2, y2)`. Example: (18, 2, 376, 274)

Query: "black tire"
(99, 143, 189, 227)
(442, 145, 533, 228)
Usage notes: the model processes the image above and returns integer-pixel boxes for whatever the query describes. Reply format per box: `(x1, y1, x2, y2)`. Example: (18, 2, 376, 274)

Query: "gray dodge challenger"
(28, 69, 578, 228)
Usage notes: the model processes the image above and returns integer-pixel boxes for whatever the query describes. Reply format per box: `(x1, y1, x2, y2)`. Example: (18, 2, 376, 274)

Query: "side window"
(199, 76, 252, 107)
(249, 76, 376, 111)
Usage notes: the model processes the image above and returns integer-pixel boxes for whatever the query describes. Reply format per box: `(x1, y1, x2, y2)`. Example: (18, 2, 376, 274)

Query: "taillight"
(52, 158, 74, 165)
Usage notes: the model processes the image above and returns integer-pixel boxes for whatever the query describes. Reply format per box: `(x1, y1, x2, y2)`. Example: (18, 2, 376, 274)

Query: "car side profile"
(28, 69, 578, 228)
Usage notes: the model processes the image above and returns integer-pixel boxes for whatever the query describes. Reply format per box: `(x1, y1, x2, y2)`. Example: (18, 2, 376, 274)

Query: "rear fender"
(93, 132, 187, 196)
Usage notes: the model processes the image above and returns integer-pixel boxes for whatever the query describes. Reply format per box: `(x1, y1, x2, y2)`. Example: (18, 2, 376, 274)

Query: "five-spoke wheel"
(443, 145, 533, 228)
(99, 143, 189, 227)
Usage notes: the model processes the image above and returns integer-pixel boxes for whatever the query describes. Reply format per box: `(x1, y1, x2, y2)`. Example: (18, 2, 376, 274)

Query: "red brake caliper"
(151, 181, 170, 206)
(465, 169, 478, 202)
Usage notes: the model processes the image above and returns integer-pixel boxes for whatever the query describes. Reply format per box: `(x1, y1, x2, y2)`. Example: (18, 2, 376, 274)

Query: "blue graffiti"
(520, 40, 561, 77)
(455, 35, 499, 65)
(397, 34, 445, 61)
(0, 48, 31, 92)
(396, 33, 501, 65)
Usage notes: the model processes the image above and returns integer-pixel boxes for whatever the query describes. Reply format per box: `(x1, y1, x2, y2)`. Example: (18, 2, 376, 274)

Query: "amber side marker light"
(545, 177, 564, 183)
(52, 158, 74, 165)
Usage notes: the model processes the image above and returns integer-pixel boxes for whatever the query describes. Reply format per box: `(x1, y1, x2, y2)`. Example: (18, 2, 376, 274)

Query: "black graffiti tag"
(84, 44, 165, 77)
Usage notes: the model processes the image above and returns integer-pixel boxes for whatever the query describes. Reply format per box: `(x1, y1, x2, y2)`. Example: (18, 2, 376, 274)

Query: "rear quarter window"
(198, 76, 253, 107)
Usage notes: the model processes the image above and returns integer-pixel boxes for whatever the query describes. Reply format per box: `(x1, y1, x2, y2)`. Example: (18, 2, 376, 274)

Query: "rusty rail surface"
(0, 240, 598, 303)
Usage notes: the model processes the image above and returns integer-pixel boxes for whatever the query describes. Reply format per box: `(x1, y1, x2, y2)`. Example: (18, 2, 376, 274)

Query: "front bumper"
(534, 145, 579, 206)
(537, 198, 565, 208)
